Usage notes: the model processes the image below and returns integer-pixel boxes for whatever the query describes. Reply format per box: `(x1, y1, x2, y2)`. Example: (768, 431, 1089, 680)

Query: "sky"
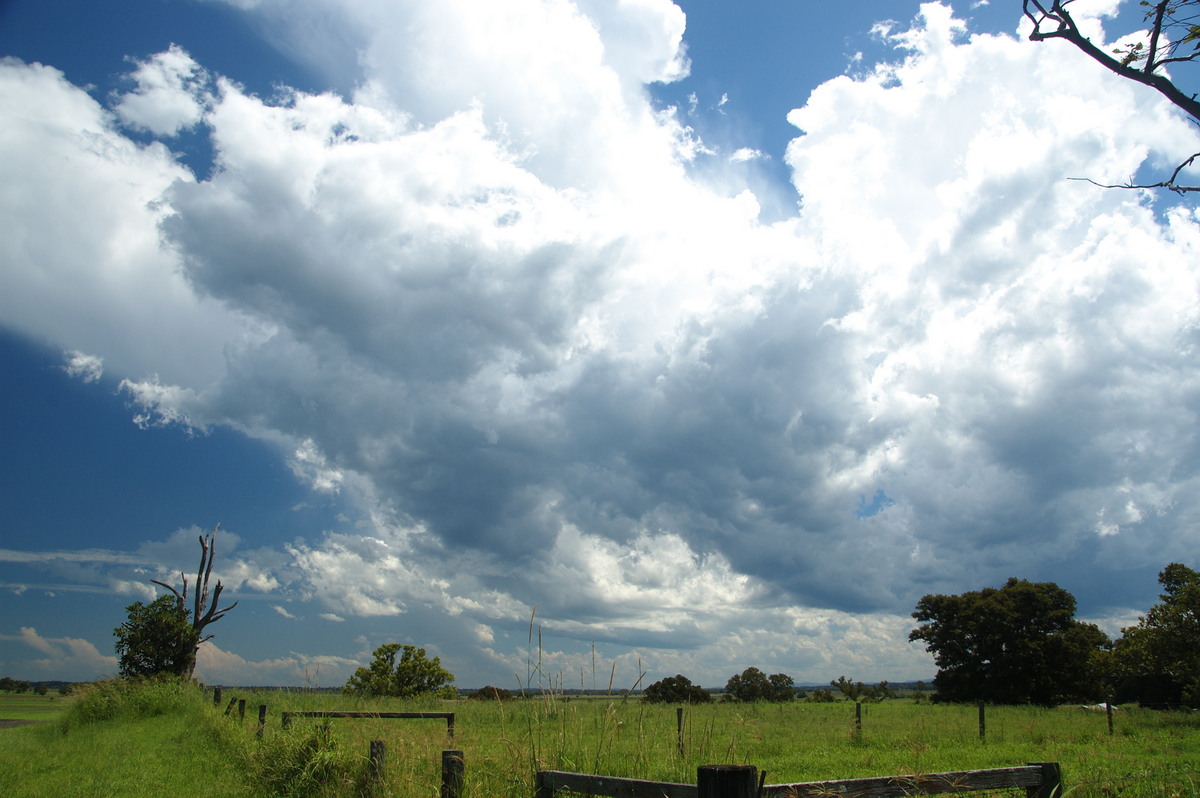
(1, 0, 1199, 691)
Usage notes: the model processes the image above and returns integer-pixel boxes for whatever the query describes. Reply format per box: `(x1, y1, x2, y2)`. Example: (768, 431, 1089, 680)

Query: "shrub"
(469, 685, 514, 701)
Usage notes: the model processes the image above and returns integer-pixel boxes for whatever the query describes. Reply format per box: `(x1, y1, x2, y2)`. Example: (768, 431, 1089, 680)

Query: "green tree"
(723, 667, 795, 702)
(831, 676, 895, 703)
(1024, 0, 1200, 192)
(114, 595, 198, 678)
(910, 577, 1109, 705)
(344, 643, 457, 698)
(642, 674, 712, 704)
(1114, 562, 1200, 705)
(114, 527, 239, 679)
(468, 685, 513, 701)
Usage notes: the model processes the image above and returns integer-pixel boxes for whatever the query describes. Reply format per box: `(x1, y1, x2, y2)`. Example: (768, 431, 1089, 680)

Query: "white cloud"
(63, 350, 103, 383)
(1, 627, 118, 679)
(112, 44, 211, 136)
(3, 0, 1200, 686)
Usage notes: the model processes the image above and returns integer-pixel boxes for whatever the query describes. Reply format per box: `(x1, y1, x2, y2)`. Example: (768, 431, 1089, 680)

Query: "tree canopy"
(1113, 562, 1200, 705)
(910, 577, 1109, 705)
(642, 674, 712, 704)
(723, 667, 796, 702)
(1024, 0, 1200, 192)
(114, 595, 199, 678)
(343, 643, 457, 698)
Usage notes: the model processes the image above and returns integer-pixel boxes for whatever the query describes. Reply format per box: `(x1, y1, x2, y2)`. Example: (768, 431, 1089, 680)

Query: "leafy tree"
(468, 685, 513, 701)
(114, 527, 239, 679)
(114, 595, 198, 678)
(1024, 0, 1200, 192)
(642, 674, 712, 704)
(344, 643, 457, 698)
(723, 667, 796, 702)
(831, 676, 896, 703)
(1113, 562, 1200, 705)
(910, 577, 1109, 705)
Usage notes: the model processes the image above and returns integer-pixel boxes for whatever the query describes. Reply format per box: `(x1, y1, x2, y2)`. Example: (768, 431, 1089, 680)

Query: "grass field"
(2, 683, 1198, 797)
(0, 693, 71, 721)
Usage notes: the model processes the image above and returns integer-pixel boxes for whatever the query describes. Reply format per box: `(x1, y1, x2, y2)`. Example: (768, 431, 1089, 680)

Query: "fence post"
(697, 765, 757, 798)
(238, 698, 246, 720)
(224, 696, 238, 716)
(369, 740, 386, 783)
(978, 700, 986, 741)
(677, 707, 685, 756)
(855, 702, 862, 736)
(257, 704, 267, 738)
(213, 686, 221, 706)
(1107, 700, 1114, 736)
(1026, 762, 1063, 798)
(447, 712, 456, 740)
(534, 770, 551, 798)
(441, 749, 464, 798)
(282, 712, 292, 729)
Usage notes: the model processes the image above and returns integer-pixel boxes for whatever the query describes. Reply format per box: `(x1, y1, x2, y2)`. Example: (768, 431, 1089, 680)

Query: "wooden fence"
(536, 762, 1064, 798)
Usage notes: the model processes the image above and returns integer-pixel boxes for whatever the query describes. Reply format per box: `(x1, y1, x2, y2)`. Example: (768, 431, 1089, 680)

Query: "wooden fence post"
(238, 698, 246, 720)
(282, 712, 292, 729)
(697, 765, 757, 798)
(677, 707, 685, 756)
(855, 702, 862, 735)
(1026, 762, 1063, 798)
(1107, 700, 1114, 736)
(257, 704, 267, 738)
(369, 740, 386, 783)
(441, 749, 464, 798)
(213, 686, 221, 706)
(224, 696, 238, 716)
(447, 712, 456, 740)
(978, 700, 986, 741)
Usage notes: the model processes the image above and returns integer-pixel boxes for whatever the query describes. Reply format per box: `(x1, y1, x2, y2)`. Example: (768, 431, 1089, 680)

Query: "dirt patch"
(0, 719, 42, 729)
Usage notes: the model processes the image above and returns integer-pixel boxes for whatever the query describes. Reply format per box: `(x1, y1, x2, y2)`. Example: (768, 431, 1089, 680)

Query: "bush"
(469, 685, 514, 701)
(59, 677, 201, 728)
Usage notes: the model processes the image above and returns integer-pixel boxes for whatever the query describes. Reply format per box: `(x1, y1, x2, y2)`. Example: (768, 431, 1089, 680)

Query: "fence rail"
(537, 762, 1063, 798)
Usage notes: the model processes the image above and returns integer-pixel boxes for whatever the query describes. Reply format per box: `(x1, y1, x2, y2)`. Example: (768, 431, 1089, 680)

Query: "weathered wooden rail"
(279, 710, 455, 739)
(536, 762, 1063, 798)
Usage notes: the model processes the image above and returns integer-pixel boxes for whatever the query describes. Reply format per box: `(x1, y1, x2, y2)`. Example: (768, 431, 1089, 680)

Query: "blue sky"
(2, 0, 1199, 689)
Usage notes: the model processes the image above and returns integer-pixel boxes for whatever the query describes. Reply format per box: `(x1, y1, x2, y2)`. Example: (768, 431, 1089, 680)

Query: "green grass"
(3, 683, 1199, 797)
(0, 692, 72, 721)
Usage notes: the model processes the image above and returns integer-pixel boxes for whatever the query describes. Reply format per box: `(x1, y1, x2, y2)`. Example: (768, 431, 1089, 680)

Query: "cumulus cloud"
(1, 627, 118, 679)
(3, 0, 1200, 685)
(112, 44, 211, 136)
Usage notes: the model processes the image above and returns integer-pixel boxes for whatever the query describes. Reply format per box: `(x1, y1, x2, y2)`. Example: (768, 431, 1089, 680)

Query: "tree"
(469, 685, 514, 701)
(1024, 0, 1200, 192)
(1113, 562, 1200, 706)
(642, 674, 712, 704)
(831, 676, 896, 703)
(910, 577, 1110, 705)
(115, 526, 239, 679)
(114, 595, 198, 678)
(344, 643, 457, 698)
(723, 667, 796, 702)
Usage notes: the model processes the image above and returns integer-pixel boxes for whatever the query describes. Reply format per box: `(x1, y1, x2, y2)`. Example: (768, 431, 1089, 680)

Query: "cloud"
(3, 1, 1200, 685)
(195, 641, 360, 687)
(112, 44, 211, 136)
(1, 627, 118, 679)
(63, 350, 103, 383)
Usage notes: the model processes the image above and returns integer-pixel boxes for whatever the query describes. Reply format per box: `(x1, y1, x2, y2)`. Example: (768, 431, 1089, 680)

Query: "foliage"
(1024, 0, 1200, 192)
(807, 688, 836, 703)
(1113, 562, 1200, 706)
(723, 667, 795, 702)
(60, 676, 202, 727)
(469, 685, 514, 701)
(910, 577, 1110, 705)
(642, 674, 712, 704)
(831, 676, 896, 703)
(0, 677, 31, 693)
(343, 643, 456, 699)
(114, 595, 199, 678)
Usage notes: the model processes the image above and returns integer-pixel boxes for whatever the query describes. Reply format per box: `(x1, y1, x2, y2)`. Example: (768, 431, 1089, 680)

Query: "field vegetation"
(2, 680, 1198, 797)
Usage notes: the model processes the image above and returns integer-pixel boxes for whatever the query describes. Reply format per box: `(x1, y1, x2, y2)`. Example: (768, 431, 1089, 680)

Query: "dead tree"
(1024, 0, 1200, 193)
(152, 525, 239, 678)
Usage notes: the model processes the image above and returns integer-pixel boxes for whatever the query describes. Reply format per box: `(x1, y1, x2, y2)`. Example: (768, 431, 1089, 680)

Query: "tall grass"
(3, 679, 1200, 797)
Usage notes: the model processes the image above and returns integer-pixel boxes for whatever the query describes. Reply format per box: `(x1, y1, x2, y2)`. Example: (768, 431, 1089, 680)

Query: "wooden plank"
(539, 770, 697, 798)
(763, 766, 1045, 798)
